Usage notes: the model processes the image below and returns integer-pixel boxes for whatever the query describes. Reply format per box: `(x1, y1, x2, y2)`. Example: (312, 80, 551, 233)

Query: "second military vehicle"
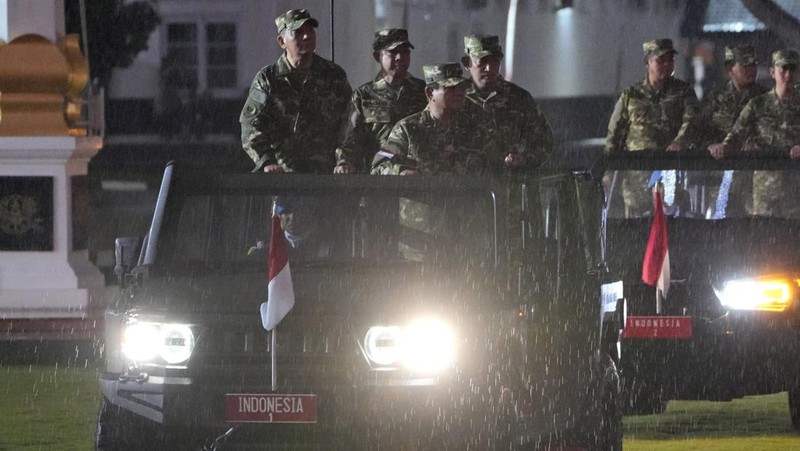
(605, 155, 800, 426)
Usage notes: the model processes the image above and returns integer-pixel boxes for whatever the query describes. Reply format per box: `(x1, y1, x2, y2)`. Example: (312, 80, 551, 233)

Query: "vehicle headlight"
(363, 318, 456, 373)
(122, 321, 196, 367)
(714, 277, 797, 312)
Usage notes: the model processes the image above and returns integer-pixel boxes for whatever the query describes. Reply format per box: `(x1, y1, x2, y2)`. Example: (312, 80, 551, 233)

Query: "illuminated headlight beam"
(714, 278, 794, 312)
(364, 318, 456, 373)
(122, 322, 196, 366)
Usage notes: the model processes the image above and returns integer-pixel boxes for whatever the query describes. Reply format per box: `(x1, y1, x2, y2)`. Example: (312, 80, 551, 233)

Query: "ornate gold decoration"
(0, 194, 44, 235)
(0, 33, 89, 136)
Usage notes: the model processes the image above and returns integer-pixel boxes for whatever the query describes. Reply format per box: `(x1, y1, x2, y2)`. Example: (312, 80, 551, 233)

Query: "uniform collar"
(274, 53, 321, 77)
(730, 80, 763, 96)
(642, 76, 674, 92)
(465, 79, 504, 101)
(420, 105, 460, 128)
(373, 72, 414, 88)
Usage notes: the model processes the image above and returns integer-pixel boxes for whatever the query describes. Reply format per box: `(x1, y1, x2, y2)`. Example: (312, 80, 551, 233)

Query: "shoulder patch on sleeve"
(250, 88, 268, 104)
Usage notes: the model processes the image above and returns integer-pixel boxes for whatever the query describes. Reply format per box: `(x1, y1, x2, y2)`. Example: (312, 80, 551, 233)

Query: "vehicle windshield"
(604, 169, 800, 220)
(160, 189, 498, 269)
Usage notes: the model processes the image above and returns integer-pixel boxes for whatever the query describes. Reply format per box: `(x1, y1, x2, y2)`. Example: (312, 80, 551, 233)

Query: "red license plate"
(623, 315, 693, 339)
(225, 393, 317, 423)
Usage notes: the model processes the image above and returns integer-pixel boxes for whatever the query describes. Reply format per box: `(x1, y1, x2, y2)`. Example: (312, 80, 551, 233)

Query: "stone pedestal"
(0, 136, 104, 319)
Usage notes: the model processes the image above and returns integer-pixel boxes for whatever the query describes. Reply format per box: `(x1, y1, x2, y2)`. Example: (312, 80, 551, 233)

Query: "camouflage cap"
(423, 63, 467, 87)
(772, 49, 800, 67)
(464, 34, 504, 58)
(643, 38, 678, 58)
(373, 28, 414, 51)
(725, 45, 757, 65)
(275, 9, 319, 35)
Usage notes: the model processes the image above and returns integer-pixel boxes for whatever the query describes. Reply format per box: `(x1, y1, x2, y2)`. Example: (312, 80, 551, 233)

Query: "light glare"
(122, 322, 196, 365)
(364, 318, 456, 373)
(122, 323, 160, 362)
(717, 279, 792, 312)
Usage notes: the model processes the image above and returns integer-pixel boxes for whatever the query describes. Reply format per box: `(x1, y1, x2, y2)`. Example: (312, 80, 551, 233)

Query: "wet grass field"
(2, 363, 800, 450)
(625, 393, 800, 450)
(0, 364, 99, 450)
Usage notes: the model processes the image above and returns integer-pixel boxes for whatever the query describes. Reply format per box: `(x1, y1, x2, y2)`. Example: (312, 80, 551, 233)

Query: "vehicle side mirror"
(114, 237, 142, 287)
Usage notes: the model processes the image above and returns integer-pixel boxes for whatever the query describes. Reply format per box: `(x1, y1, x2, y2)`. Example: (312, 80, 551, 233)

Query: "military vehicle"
(96, 162, 623, 450)
(605, 154, 800, 426)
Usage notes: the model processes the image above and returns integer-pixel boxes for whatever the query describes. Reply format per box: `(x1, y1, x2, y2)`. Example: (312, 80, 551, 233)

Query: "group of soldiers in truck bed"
(240, 8, 800, 178)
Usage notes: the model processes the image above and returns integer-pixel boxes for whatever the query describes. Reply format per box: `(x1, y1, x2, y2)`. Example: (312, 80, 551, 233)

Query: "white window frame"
(162, 14, 241, 98)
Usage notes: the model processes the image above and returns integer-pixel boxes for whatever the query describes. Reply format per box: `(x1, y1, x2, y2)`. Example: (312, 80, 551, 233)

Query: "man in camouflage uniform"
(606, 39, 699, 155)
(334, 29, 427, 174)
(711, 49, 800, 158)
(240, 9, 351, 173)
(372, 63, 486, 175)
(460, 34, 554, 171)
(699, 45, 768, 148)
(605, 39, 699, 216)
(371, 63, 487, 261)
(697, 45, 766, 215)
(709, 49, 800, 216)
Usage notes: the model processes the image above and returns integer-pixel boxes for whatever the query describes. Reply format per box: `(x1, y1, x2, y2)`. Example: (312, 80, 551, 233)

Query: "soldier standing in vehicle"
(606, 39, 699, 155)
(605, 38, 699, 216)
(334, 29, 427, 174)
(460, 34, 554, 171)
(699, 45, 768, 148)
(697, 45, 766, 216)
(240, 9, 351, 173)
(710, 49, 800, 159)
(709, 49, 800, 216)
(372, 63, 486, 262)
(372, 63, 485, 175)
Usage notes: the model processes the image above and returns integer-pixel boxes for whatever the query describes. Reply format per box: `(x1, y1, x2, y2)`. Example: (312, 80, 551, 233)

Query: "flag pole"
(271, 200, 278, 392)
(656, 288, 663, 315)
(271, 328, 277, 391)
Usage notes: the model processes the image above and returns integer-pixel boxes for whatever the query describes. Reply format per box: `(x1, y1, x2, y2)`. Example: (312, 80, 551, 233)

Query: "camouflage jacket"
(698, 80, 768, 146)
(240, 53, 351, 173)
(462, 79, 554, 169)
(335, 73, 427, 172)
(372, 107, 490, 175)
(723, 90, 800, 153)
(605, 77, 699, 154)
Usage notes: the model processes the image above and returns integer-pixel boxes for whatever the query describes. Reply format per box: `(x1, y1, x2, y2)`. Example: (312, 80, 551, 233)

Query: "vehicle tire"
(788, 386, 800, 430)
(569, 355, 623, 451)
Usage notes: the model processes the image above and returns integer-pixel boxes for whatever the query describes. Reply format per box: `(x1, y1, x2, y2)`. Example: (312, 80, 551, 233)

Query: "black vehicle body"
(97, 162, 622, 450)
(604, 155, 800, 420)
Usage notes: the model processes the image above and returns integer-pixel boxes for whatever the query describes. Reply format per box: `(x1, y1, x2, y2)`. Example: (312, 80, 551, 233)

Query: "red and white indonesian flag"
(641, 190, 670, 298)
(260, 214, 295, 331)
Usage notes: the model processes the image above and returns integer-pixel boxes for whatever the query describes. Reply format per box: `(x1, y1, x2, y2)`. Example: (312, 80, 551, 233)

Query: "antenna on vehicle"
(330, 0, 335, 62)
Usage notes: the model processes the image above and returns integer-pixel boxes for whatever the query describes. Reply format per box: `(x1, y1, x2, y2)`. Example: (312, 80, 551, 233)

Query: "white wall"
(110, 0, 689, 100)
(513, 0, 687, 97)
(1, 0, 64, 42)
